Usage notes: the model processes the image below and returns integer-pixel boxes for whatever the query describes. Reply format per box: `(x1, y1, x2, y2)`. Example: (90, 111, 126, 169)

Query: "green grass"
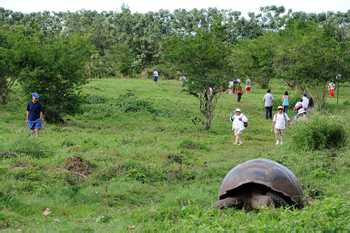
(0, 79, 350, 232)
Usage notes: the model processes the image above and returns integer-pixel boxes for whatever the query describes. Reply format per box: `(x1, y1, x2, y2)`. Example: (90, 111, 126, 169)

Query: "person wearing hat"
(272, 106, 290, 145)
(296, 108, 307, 121)
(230, 108, 248, 145)
(26, 92, 44, 136)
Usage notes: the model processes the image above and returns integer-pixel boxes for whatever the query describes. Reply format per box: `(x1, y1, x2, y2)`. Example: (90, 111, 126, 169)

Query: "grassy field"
(0, 79, 350, 233)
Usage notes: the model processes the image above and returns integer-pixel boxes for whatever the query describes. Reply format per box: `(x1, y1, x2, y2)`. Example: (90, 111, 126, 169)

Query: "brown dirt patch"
(64, 156, 92, 177)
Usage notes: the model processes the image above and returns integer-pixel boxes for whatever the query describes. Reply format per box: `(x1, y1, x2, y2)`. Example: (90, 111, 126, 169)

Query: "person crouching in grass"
(272, 106, 290, 145)
(230, 108, 248, 145)
(26, 92, 44, 136)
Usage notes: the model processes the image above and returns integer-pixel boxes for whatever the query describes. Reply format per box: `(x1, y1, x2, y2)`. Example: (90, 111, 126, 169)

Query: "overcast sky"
(1, 0, 350, 14)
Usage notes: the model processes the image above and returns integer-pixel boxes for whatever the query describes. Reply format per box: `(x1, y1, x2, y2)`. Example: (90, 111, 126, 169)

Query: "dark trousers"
(237, 94, 242, 102)
(265, 106, 273, 119)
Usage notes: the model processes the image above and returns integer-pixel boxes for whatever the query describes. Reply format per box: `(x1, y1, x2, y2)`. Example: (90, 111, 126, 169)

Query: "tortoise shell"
(218, 159, 304, 207)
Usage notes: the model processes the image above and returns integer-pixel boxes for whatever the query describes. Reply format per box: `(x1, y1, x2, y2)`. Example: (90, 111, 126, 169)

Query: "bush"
(116, 91, 157, 114)
(18, 33, 93, 123)
(290, 114, 347, 150)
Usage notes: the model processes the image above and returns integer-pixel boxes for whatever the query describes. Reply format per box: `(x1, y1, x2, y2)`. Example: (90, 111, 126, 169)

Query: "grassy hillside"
(0, 79, 350, 232)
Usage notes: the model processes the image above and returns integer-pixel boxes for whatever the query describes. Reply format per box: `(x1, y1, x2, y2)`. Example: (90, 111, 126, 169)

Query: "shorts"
(274, 128, 284, 136)
(28, 119, 42, 130)
(245, 86, 251, 92)
(153, 76, 158, 82)
(233, 128, 244, 136)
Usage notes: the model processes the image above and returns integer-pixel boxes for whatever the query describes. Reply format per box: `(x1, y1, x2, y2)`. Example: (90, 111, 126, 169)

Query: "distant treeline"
(1, 6, 350, 78)
(1, 5, 350, 123)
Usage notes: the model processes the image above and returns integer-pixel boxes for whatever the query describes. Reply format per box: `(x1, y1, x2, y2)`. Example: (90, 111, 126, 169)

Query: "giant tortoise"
(215, 159, 304, 210)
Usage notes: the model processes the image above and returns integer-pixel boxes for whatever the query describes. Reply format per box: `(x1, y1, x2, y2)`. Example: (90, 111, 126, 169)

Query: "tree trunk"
(307, 83, 327, 110)
(199, 88, 217, 130)
(0, 77, 8, 104)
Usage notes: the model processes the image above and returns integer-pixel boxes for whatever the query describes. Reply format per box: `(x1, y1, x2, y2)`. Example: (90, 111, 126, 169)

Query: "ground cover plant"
(0, 79, 349, 232)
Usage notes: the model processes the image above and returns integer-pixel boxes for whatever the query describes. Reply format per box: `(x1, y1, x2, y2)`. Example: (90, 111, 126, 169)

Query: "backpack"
(230, 115, 248, 128)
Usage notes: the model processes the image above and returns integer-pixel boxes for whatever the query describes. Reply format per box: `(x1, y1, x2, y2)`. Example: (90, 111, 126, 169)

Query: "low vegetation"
(0, 79, 349, 232)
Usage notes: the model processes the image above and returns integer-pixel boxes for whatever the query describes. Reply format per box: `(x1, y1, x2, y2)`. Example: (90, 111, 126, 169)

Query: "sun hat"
(235, 108, 241, 112)
(31, 92, 39, 99)
(278, 106, 283, 110)
(298, 108, 306, 115)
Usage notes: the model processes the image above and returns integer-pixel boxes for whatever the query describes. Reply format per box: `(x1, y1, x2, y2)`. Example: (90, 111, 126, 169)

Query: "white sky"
(1, 0, 350, 14)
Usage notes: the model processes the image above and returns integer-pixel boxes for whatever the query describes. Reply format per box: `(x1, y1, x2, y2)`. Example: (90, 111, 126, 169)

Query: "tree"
(162, 30, 233, 130)
(232, 32, 277, 88)
(18, 33, 93, 122)
(0, 26, 19, 104)
(274, 20, 350, 108)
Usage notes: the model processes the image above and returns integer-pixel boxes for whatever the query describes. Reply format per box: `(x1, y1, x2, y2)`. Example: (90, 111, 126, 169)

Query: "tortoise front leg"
(214, 197, 241, 209)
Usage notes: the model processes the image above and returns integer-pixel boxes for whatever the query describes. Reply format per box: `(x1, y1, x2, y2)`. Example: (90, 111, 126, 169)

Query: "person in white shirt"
(302, 94, 309, 110)
(296, 108, 307, 122)
(153, 69, 159, 82)
(230, 108, 248, 145)
(263, 89, 274, 119)
(272, 106, 290, 145)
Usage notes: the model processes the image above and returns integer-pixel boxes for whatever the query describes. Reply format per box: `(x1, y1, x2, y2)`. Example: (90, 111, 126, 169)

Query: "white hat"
(235, 108, 241, 112)
(298, 108, 306, 115)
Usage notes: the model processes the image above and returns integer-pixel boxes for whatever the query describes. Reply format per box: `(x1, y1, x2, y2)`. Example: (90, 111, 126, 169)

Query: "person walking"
(152, 69, 159, 82)
(272, 106, 290, 145)
(282, 91, 289, 113)
(245, 78, 251, 94)
(302, 93, 309, 111)
(263, 89, 273, 119)
(26, 92, 44, 136)
(237, 85, 243, 102)
(230, 108, 248, 145)
(328, 81, 335, 97)
(296, 108, 307, 122)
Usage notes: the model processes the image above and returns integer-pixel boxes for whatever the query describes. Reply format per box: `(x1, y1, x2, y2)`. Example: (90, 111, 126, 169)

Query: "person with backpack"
(263, 89, 273, 119)
(26, 92, 44, 136)
(272, 106, 290, 145)
(230, 108, 248, 145)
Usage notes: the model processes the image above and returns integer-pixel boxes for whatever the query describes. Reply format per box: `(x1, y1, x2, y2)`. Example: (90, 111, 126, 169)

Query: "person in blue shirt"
(282, 91, 289, 113)
(26, 92, 44, 136)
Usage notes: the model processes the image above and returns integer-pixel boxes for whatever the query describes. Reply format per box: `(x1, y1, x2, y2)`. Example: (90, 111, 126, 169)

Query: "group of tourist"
(25, 76, 311, 145)
(229, 79, 252, 103)
(231, 88, 311, 145)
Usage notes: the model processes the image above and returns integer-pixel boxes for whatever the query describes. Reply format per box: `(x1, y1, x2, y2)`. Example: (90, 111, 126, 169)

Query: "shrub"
(18, 33, 93, 123)
(290, 114, 347, 150)
(116, 91, 157, 114)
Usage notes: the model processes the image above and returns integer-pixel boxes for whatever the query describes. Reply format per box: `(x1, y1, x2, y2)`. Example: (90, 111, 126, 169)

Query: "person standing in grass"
(282, 91, 289, 113)
(296, 108, 307, 122)
(272, 106, 290, 145)
(152, 69, 159, 82)
(245, 78, 251, 94)
(237, 85, 243, 102)
(26, 92, 44, 136)
(302, 93, 309, 111)
(263, 89, 273, 119)
(230, 108, 248, 145)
